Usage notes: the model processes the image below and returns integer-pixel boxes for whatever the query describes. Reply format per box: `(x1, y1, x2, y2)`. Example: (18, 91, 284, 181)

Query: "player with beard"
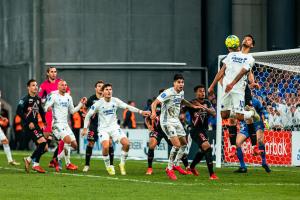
(185, 84, 218, 180)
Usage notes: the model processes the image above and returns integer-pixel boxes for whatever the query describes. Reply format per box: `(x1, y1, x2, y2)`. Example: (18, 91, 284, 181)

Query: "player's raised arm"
(208, 64, 226, 95)
(68, 96, 87, 114)
(115, 98, 150, 117)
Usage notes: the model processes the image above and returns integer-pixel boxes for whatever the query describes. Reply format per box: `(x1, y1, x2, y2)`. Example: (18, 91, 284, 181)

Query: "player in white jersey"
(151, 74, 204, 180)
(82, 83, 150, 175)
(44, 80, 87, 171)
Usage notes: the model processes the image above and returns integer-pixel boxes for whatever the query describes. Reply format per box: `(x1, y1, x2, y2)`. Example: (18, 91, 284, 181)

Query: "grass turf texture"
(0, 151, 299, 200)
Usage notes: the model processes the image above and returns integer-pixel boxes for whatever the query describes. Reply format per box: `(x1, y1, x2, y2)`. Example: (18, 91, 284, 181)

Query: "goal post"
(215, 48, 300, 168)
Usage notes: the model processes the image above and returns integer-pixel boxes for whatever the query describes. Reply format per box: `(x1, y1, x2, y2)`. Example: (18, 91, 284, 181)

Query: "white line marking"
(1, 167, 299, 187)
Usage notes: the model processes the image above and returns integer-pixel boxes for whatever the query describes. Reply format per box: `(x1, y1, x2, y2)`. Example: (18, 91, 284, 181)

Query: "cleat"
(190, 167, 199, 176)
(48, 160, 55, 168)
(119, 164, 126, 175)
(106, 165, 116, 175)
(234, 167, 247, 173)
(228, 146, 236, 158)
(82, 165, 90, 173)
(173, 165, 187, 175)
(32, 165, 46, 173)
(262, 164, 271, 173)
(23, 157, 31, 173)
(166, 168, 177, 180)
(253, 146, 263, 156)
(185, 167, 193, 175)
(209, 173, 219, 180)
(245, 105, 260, 122)
(53, 159, 60, 172)
(66, 163, 78, 170)
(9, 160, 20, 166)
(146, 167, 153, 175)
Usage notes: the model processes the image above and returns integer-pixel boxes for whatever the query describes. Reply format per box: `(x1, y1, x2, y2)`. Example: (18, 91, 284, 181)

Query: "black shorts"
(190, 128, 208, 147)
(87, 126, 99, 142)
(245, 85, 252, 106)
(149, 130, 172, 146)
(25, 125, 44, 144)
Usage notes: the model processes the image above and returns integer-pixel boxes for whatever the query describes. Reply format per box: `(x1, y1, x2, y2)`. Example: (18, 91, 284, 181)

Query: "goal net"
(215, 48, 300, 168)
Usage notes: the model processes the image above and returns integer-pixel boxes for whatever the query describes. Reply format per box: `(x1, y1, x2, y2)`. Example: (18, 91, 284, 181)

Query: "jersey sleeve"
(83, 101, 99, 129)
(38, 83, 47, 99)
(243, 56, 255, 71)
(16, 97, 28, 126)
(222, 53, 231, 66)
(38, 97, 46, 123)
(156, 89, 170, 103)
(68, 96, 82, 114)
(86, 96, 94, 109)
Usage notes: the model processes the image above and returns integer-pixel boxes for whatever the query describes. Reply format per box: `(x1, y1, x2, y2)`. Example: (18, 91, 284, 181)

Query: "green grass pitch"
(0, 151, 299, 200)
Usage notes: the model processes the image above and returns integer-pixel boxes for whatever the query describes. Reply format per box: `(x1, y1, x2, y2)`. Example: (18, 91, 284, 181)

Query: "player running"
(44, 80, 86, 171)
(83, 80, 115, 172)
(19, 79, 47, 173)
(151, 74, 203, 180)
(83, 83, 150, 175)
(184, 84, 218, 180)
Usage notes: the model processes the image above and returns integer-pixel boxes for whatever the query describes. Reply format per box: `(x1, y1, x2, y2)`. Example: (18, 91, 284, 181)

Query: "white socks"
(168, 146, 179, 170)
(174, 145, 187, 166)
(120, 150, 128, 165)
(64, 144, 71, 165)
(3, 144, 13, 163)
(103, 155, 110, 168)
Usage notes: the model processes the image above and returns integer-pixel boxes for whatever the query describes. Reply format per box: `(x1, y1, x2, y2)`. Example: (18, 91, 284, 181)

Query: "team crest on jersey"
(91, 106, 95, 110)
(29, 99, 33, 103)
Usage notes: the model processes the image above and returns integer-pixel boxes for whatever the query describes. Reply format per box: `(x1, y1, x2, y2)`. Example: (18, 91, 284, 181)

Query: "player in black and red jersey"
(17, 79, 48, 173)
(185, 84, 219, 180)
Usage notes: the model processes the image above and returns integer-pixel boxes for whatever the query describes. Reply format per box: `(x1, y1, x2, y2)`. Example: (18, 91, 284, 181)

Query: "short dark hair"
(102, 83, 112, 90)
(194, 84, 205, 92)
(95, 80, 104, 88)
(173, 74, 184, 81)
(244, 34, 255, 46)
(27, 79, 37, 87)
(159, 89, 165, 94)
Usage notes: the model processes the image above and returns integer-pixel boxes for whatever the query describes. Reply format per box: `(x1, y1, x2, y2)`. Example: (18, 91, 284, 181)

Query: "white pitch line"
(0, 167, 300, 187)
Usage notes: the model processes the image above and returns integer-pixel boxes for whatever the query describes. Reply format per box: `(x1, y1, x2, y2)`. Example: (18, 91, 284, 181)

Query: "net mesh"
(219, 49, 300, 166)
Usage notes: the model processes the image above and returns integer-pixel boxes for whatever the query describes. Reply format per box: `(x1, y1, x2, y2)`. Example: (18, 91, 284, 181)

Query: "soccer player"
(18, 79, 47, 173)
(38, 66, 71, 168)
(0, 118, 19, 166)
(83, 80, 115, 172)
(151, 74, 203, 180)
(145, 89, 173, 175)
(82, 83, 150, 175)
(185, 84, 218, 180)
(44, 80, 86, 171)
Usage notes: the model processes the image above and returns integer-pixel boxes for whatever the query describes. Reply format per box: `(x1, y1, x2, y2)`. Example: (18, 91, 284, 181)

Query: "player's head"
(102, 83, 113, 98)
(173, 74, 184, 92)
(95, 80, 105, 96)
(27, 79, 38, 95)
(128, 101, 136, 107)
(58, 80, 68, 94)
(46, 66, 57, 81)
(194, 84, 206, 100)
(242, 34, 255, 48)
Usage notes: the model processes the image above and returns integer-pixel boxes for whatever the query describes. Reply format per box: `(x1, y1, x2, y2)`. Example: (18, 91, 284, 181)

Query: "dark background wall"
(1, 0, 300, 124)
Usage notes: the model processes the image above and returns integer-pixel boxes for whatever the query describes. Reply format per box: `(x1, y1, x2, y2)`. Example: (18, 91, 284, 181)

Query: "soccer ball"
(225, 35, 240, 49)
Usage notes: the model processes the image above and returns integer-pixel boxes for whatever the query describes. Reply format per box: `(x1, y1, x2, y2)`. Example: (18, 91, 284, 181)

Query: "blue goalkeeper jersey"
(252, 97, 268, 121)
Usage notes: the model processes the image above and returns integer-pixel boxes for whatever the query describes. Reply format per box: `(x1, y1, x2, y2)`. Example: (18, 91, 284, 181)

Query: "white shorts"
(160, 123, 186, 139)
(221, 91, 245, 114)
(52, 123, 76, 141)
(0, 127, 7, 141)
(98, 127, 127, 143)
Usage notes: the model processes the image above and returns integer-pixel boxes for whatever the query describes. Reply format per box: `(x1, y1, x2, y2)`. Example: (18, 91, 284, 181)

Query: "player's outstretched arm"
(116, 98, 151, 117)
(82, 104, 96, 136)
(208, 64, 226, 95)
(69, 97, 87, 114)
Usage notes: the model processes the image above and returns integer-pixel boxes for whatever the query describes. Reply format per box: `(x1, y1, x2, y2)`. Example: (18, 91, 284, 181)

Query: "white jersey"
(84, 97, 140, 130)
(44, 92, 82, 124)
(222, 51, 255, 94)
(157, 87, 184, 124)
